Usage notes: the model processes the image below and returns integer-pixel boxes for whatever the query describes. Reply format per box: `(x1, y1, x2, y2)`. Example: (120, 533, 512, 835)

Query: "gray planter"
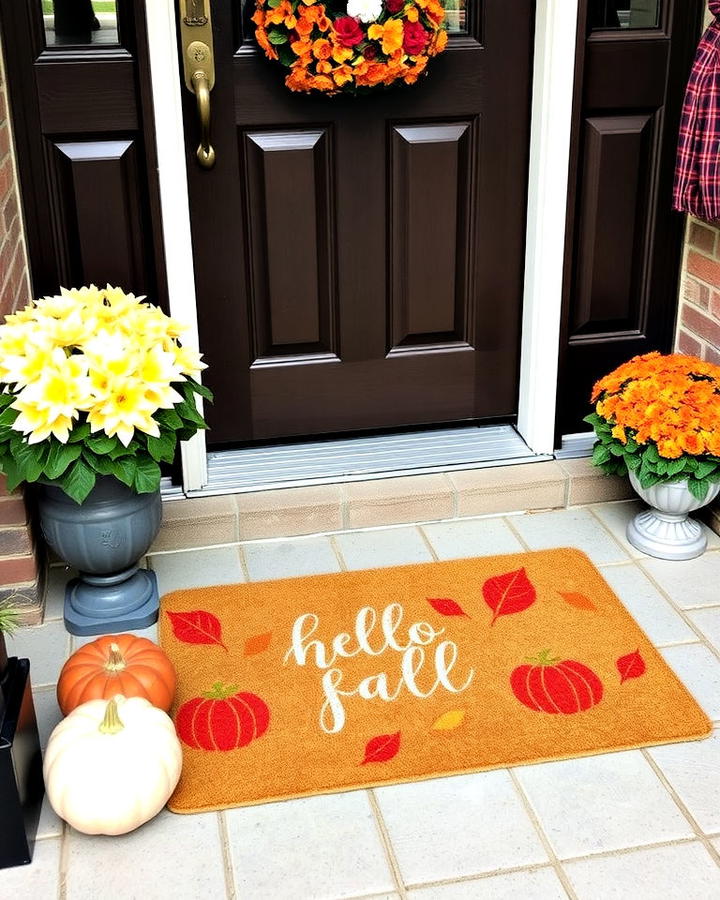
(37, 476, 162, 636)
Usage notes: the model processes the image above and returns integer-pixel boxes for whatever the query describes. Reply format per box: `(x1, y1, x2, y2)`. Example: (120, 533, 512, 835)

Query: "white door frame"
(144, 0, 580, 492)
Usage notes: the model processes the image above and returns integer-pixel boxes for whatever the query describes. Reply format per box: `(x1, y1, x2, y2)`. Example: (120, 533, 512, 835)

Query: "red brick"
(689, 221, 718, 254)
(682, 303, 720, 346)
(687, 250, 720, 287)
(0, 157, 11, 202)
(705, 344, 720, 366)
(684, 277, 710, 309)
(2, 192, 18, 231)
(711, 291, 720, 321)
(0, 527, 33, 558)
(0, 498, 28, 526)
(677, 327, 702, 357)
(0, 554, 38, 585)
(0, 91, 7, 124)
(0, 123, 9, 164)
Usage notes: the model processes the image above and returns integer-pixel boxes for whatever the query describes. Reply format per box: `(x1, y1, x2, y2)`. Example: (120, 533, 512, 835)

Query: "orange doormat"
(159, 548, 710, 813)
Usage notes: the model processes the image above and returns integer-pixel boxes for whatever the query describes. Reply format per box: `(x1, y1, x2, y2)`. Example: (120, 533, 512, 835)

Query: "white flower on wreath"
(346, 0, 383, 24)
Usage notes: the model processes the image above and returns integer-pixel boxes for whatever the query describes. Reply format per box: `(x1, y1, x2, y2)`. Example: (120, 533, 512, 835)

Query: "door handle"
(179, 2, 216, 169)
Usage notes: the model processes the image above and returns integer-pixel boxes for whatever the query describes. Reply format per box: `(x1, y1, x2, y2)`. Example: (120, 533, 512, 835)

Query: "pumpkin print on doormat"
(159, 548, 711, 813)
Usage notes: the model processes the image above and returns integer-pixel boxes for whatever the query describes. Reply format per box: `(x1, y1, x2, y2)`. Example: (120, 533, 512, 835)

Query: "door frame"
(144, 0, 580, 493)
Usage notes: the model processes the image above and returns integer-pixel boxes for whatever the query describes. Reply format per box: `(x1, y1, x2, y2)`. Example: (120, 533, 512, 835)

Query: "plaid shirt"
(673, 1, 720, 222)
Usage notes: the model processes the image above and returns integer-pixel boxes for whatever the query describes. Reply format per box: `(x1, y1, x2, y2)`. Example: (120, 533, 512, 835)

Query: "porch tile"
(32, 685, 63, 749)
(562, 842, 720, 899)
(510, 507, 630, 566)
(4, 619, 70, 687)
(44, 564, 76, 622)
(660, 644, 720, 720)
(374, 771, 548, 885)
(514, 750, 694, 858)
(0, 837, 61, 896)
(66, 810, 226, 900)
(557, 457, 634, 506)
(71, 622, 158, 652)
(450, 462, 566, 517)
(36, 794, 64, 840)
(640, 552, 720, 609)
(686, 606, 720, 653)
(148, 545, 244, 594)
(243, 535, 341, 581)
(407, 867, 567, 899)
(648, 728, 720, 834)
(598, 563, 697, 646)
(224, 791, 395, 900)
(236, 484, 343, 540)
(345, 474, 454, 529)
(420, 517, 524, 560)
(334, 527, 433, 569)
(150, 496, 237, 552)
(592, 500, 720, 559)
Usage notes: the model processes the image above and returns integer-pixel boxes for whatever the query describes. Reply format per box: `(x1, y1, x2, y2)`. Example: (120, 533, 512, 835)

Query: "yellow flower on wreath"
(368, 19, 404, 56)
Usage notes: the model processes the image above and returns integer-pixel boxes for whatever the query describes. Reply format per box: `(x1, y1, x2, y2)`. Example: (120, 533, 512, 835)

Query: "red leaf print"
(427, 598, 469, 618)
(361, 732, 401, 764)
(617, 649, 646, 684)
(482, 568, 536, 625)
(166, 610, 228, 651)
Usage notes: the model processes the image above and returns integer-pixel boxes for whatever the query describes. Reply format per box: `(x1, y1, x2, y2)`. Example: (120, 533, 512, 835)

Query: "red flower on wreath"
(386, 0, 405, 12)
(335, 16, 364, 48)
(403, 21, 430, 55)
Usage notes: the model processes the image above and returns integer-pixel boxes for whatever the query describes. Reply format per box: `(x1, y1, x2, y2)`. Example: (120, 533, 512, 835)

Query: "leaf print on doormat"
(483, 567, 536, 625)
(166, 610, 228, 651)
(617, 649, 646, 684)
(427, 598, 469, 617)
(362, 732, 401, 764)
(558, 591, 597, 611)
(432, 710, 466, 731)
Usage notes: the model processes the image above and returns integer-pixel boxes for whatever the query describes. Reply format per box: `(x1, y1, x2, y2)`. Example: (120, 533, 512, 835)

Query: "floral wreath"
(252, 0, 448, 96)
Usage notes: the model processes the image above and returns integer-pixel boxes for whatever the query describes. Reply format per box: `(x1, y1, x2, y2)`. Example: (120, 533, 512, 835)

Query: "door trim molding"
(146, 0, 580, 490)
(145, 0, 208, 491)
(516, 0, 580, 456)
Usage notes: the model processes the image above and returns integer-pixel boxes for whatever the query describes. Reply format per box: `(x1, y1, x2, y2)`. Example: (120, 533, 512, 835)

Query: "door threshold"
(178, 425, 551, 497)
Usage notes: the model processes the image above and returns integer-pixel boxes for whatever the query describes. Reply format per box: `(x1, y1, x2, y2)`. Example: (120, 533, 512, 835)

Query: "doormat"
(159, 548, 711, 813)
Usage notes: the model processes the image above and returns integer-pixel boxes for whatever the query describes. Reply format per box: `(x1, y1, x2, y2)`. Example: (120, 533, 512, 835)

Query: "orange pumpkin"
(57, 634, 177, 715)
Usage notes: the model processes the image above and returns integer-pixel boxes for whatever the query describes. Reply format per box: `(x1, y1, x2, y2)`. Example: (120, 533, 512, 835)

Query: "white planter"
(627, 471, 720, 561)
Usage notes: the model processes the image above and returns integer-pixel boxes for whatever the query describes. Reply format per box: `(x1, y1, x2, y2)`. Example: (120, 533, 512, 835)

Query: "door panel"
(185, 2, 534, 445)
(558, 0, 705, 436)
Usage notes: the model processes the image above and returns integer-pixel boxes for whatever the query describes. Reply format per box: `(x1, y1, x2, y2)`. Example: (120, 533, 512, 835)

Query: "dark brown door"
(0, 1, 166, 306)
(184, 2, 534, 446)
(557, 0, 704, 436)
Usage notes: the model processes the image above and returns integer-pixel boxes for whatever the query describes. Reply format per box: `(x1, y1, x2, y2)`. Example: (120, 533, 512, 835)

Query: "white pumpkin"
(43, 694, 182, 835)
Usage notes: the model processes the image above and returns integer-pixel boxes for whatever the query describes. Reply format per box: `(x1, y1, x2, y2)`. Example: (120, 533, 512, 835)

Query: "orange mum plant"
(252, 0, 448, 96)
(586, 352, 720, 500)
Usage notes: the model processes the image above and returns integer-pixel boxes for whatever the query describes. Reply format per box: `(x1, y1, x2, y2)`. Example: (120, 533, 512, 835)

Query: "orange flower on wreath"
(368, 20, 404, 55)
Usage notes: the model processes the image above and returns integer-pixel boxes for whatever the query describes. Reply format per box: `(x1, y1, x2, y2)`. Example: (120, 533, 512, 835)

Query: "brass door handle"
(179, 2, 216, 170)
(191, 70, 215, 169)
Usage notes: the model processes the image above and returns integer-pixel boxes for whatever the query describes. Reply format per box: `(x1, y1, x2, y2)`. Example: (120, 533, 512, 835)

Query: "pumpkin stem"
(202, 682, 239, 700)
(105, 642, 127, 673)
(98, 696, 125, 734)
(525, 649, 561, 666)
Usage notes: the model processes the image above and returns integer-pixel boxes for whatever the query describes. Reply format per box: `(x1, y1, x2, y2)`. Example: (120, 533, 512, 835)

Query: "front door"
(182, 2, 534, 445)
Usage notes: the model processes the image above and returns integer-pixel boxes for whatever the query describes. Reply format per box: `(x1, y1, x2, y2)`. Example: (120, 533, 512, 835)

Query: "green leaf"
(2, 459, 23, 492)
(694, 460, 717, 480)
(186, 379, 214, 402)
(609, 443, 626, 457)
(0, 392, 16, 409)
(176, 399, 207, 428)
(12, 440, 45, 483)
(155, 408, 184, 430)
(44, 441, 82, 480)
(645, 443, 661, 464)
(638, 470, 662, 490)
(665, 458, 687, 477)
(86, 434, 119, 455)
(267, 28, 288, 44)
(592, 443, 611, 466)
(625, 453, 642, 471)
(81, 449, 116, 476)
(133, 457, 161, 494)
(111, 456, 138, 488)
(57, 459, 96, 504)
(688, 478, 709, 502)
(68, 423, 91, 444)
(0, 406, 18, 427)
(147, 431, 177, 464)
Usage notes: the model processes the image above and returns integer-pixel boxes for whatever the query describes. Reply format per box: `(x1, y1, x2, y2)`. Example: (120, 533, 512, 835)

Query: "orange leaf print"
(482, 568, 536, 626)
(361, 732, 401, 764)
(558, 592, 597, 612)
(427, 598, 469, 618)
(432, 710, 466, 731)
(244, 632, 272, 657)
(617, 649, 646, 684)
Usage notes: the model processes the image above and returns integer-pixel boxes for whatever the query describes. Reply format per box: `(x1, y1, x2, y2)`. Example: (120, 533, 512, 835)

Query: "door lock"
(179, 1, 216, 169)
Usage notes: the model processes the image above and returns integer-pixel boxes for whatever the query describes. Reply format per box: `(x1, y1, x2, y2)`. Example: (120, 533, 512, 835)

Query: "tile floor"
(5, 499, 720, 899)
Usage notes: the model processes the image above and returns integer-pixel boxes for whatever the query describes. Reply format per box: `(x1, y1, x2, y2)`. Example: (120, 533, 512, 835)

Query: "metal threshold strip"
(180, 425, 551, 496)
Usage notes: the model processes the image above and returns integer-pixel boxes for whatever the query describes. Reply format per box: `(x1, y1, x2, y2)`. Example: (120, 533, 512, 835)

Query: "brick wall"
(676, 219, 720, 365)
(0, 37, 46, 624)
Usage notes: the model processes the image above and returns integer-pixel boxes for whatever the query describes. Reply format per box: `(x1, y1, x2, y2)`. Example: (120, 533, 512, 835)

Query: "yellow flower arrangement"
(0, 286, 211, 503)
(586, 352, 720, 500)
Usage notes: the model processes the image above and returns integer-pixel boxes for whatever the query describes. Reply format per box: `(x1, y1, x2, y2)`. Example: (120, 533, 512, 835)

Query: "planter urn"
(627, 471, 720, 561)
(37, 476, 162, 636)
